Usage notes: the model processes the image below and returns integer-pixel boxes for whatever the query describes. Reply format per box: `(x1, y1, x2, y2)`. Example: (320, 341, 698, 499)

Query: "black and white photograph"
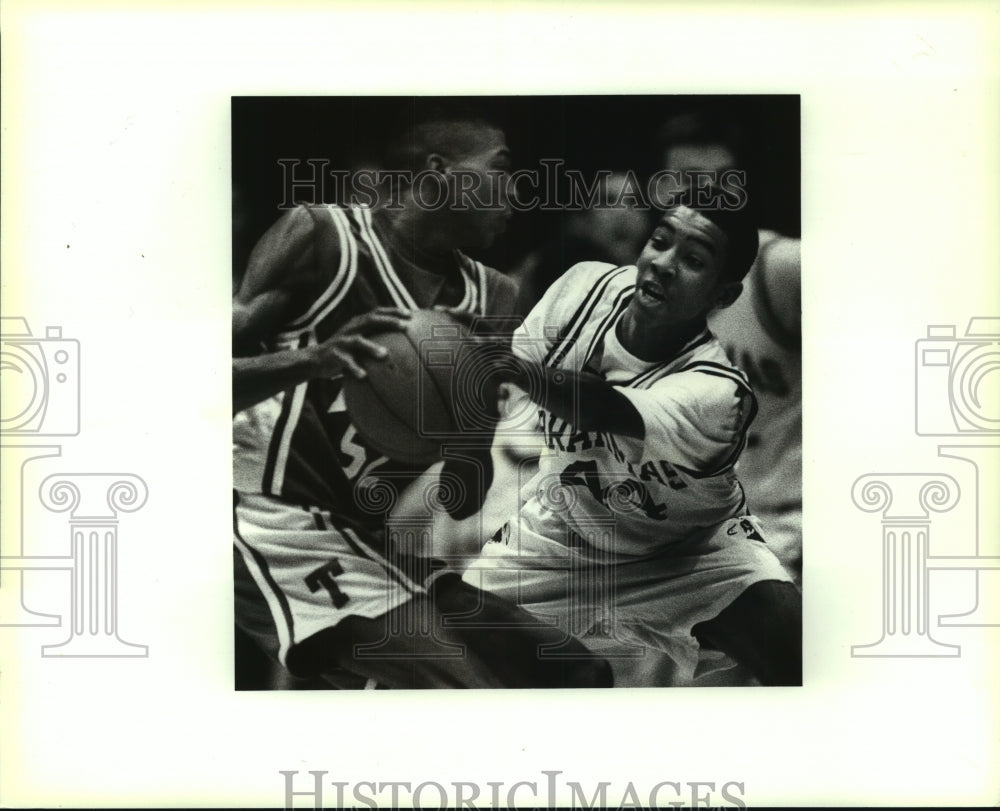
(231, 95, 803, 690)
(3, 2, 997, 807)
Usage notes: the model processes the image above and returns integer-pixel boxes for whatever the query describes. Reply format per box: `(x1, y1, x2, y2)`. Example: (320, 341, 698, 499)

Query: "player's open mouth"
(639, 281, 666, 302)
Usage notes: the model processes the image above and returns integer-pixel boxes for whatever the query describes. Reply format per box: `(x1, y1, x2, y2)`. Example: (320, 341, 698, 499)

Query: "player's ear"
(426, 153, 448, 174)
(712, 281, 743, 310)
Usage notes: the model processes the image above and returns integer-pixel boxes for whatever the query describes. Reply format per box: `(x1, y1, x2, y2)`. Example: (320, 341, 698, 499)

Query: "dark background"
(232, 95, 800, 283)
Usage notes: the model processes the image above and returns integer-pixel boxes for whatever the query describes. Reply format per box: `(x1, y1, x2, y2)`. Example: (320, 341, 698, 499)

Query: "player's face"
(447, 127, 513, 248)
(631, 207, 731, 327)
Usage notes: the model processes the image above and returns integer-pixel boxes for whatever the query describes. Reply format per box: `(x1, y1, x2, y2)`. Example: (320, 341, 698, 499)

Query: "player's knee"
(693, 579, 802, 687)
(731, 579, 800, 628)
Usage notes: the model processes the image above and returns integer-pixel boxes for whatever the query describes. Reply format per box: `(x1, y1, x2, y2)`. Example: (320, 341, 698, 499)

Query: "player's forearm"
(439, 441, 496, 521)
(506, 361, 644, 438)
(232, 348, 323, 414)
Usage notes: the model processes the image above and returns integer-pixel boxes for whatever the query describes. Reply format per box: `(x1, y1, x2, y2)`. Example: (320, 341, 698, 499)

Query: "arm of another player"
(760, 235, 801, 339)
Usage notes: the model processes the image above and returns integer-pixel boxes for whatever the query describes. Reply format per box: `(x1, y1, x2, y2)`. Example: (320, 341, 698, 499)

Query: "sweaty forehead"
(658, 206, 728, 253)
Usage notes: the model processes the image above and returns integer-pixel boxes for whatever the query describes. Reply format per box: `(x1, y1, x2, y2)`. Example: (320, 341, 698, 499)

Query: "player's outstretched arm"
(503, 356, 645, 439)
(439, 442, 496, 521)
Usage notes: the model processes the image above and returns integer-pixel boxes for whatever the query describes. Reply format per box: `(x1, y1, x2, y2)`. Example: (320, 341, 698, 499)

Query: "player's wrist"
(299, 342, 325, 376)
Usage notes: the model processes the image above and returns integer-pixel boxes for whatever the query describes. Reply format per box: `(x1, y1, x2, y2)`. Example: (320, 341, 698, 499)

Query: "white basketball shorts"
(462, 511, 792, 682)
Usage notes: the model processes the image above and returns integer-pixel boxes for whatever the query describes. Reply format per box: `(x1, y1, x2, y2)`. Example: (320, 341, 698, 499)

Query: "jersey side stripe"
(264, 334, 313, 494)
(353, 207, 404, 306)
(546, 265, 630, 368)
(276, 214, 358, 344)
(464, 261, 478, 312)
(310, 509, 420, 593)
(475, 260, 487, 314)
(284, 205, 354, 331)
(233, 497, 295, 659)
(454, 251, 481, 314)
(269, 380, 309, 494)
(302, 225, 358, 330)
(261, 388, 293, 494)
(356, 208, 418, 309)
(457, 263, 474, 311)
(681, 361, 752, 390)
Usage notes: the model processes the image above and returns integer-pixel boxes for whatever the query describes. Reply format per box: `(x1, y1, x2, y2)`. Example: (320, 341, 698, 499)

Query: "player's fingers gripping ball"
(344, 308, 511, 465)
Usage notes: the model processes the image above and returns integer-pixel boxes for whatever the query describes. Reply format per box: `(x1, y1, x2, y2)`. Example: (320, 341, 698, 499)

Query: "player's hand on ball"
(314, 307, 412, 379)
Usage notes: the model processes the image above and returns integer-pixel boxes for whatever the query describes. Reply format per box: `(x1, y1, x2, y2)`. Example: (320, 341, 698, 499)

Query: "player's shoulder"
(655, 341, 755, 444)
(452, 251, 519, 317)
(522, 261, 632, 330)
(477, 260, 517, 297)
(561, 260, 631, 288)
(670, 337, 751, 399)
(550, 261, 634, 306)
(487, 269, 520, 316)
(235, 203, 350, 323)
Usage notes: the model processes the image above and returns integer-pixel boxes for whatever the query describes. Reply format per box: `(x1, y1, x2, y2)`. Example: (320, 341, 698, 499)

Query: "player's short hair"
(666, 194, 759, 284)
(383, 102, 503, 174)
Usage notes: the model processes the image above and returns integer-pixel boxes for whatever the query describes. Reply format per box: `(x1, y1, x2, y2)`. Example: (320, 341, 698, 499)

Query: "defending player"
(658, 109, 803, 584)
(232, 107, 612, 689)
(463, 196, 802, 686)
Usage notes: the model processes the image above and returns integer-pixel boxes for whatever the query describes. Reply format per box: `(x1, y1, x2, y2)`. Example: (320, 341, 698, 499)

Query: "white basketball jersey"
(707, 234, 801, 523)
(505, 262, 757, 558)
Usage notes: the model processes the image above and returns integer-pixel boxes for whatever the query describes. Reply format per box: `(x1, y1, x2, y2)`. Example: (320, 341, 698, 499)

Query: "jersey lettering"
(559, 460, 668, 521)
(327, 386, 387, 484)
(305, 559, 349, 608)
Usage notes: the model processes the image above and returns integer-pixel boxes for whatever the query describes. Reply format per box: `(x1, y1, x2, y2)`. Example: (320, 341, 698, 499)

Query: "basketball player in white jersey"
(463, 196, 802, 686)
(658, 109, 802, 584)
(232, 106, 612, 689)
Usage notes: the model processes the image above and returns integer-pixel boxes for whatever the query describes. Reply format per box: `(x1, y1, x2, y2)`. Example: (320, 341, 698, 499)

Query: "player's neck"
(377, 205, 461, 270)
(616, 310, 706, 362)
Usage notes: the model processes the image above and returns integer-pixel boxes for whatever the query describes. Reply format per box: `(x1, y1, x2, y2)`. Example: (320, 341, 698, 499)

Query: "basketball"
(343, 309, 471, 465)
